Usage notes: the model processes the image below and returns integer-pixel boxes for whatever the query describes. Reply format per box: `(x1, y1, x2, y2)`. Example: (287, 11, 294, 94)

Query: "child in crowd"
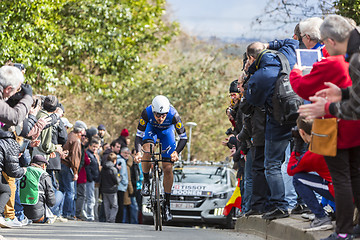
(100, 153, 121, 223)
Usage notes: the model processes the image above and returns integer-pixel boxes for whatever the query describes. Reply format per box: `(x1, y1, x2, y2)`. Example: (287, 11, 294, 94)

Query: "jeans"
(103, 193, 118, 223)
(123, 196, 138, 224)
(50, 190, 64, 216)
(15, 179, 25, 221)
(293, 172, 334, 218)
(75, 183, 86, 218)
(324, 146, 360, 234)
(84, 181, 95, 220)
(115, 191, 124, 223)
(59, 163, 75, 217)
(242, 150, 253, 213)
(250, 146, 270, 212)
(264, 139, 289, 211)
(94, 186, 99, 221)
(281, 143, 298, 209)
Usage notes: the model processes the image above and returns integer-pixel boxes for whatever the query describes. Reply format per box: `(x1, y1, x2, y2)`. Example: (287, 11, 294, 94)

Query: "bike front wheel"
(154, 168, 162, 231)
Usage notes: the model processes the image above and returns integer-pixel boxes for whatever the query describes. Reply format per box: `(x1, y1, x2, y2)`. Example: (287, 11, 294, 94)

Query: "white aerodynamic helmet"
(152, 95, 170, 114)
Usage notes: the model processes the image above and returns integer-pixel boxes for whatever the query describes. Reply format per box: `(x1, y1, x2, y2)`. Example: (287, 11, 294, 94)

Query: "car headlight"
(213, 208, 224, 216)
(213, 192, 228, 199)
(142, 204, 151, 214)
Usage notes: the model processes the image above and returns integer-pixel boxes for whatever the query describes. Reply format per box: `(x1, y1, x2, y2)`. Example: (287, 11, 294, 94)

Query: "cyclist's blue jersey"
(135, 104, 187, 158)
(145, 105, 177, 129)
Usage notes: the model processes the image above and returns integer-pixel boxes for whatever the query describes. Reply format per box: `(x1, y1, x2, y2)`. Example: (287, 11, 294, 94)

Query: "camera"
(291, 126, 301, 138)
(6, 84, 26, 107)
(225, 128, 233, 136)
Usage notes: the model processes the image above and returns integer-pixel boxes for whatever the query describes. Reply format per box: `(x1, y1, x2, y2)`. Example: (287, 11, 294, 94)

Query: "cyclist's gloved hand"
(134, 152, 142, 163)
(170, 151, 179, 162)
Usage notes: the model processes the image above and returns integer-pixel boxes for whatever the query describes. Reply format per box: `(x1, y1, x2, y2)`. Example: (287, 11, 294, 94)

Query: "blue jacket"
(117, 154, 128, 192)
(246, 39, 298, 141)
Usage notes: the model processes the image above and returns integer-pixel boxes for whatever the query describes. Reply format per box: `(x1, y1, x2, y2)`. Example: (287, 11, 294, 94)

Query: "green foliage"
(334, 0, 360, 24)
(0, 0, 177, 93)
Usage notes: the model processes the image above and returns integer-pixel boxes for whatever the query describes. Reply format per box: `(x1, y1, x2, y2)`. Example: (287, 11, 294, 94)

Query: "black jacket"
(23, 168, 55, 221)
(100, 161, 120, 194)
(48, 119, 68, 170)
(0, 129, 25, 178)
(85, 149, 100, 183)
(101, 148, 112, 166)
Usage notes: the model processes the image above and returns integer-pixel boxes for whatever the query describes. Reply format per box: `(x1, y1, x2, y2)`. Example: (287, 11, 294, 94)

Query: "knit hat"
(32, 155, 49, 166)
(59, 103, 65, 113)
(74, 120, 87, 131)
(86, 127, 98, 139)
(98, 124, 106, 131)
(229, 80, 239, 93)
(120, 128, 129, 137)
(61, 117, 73, 128)
(43, 95, 59, 112)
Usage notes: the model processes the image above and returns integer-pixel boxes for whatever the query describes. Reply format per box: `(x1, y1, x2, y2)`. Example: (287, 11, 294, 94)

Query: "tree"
(0, 0, 177, 94)
(252, 0, 335, 36)
(334, 0, 360, 25)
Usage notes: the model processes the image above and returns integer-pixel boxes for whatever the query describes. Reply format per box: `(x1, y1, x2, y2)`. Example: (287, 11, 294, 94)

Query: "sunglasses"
(154, 112, 167, 118)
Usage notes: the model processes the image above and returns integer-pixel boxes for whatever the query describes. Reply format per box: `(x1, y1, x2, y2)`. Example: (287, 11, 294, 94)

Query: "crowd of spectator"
(0, 62, 143, 228)
(222, 15, 360, 240)
(0, 11, 359, 240)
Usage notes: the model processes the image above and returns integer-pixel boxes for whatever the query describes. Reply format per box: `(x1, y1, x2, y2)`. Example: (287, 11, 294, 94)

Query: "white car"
(142, 164, 238, 228)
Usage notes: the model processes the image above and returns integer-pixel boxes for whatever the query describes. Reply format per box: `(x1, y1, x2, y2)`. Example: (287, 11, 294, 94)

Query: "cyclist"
(134, 95, 187, 221)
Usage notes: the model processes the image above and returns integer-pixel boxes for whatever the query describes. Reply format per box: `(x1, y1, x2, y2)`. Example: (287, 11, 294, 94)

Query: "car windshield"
(173, 166, 227, 184)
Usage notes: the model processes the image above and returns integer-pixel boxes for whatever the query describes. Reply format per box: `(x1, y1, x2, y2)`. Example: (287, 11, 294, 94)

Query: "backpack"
(256, 50, 303, 126)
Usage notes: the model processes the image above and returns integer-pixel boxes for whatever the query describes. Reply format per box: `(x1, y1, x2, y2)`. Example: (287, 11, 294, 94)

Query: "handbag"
(309, 118, 338, 157)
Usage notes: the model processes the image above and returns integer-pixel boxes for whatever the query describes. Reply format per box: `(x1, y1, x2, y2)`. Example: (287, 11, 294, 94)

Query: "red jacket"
(290, 55, 360, 149)
(287, 151, 334, 197)
(77, 151, 90, 184)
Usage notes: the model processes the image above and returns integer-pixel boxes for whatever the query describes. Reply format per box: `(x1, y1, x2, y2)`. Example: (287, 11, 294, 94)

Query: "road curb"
(235, 214, 333, 240)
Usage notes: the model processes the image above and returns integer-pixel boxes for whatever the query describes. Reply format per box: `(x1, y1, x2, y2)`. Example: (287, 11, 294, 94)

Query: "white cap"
(61, 117, 73, 128)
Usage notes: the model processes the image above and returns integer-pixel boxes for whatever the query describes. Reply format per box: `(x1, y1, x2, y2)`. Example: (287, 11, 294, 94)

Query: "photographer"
(0, 66, 33, 126)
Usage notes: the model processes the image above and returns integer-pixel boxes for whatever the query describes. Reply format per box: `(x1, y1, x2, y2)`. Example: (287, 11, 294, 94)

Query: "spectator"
(293, 23, 306, 49)
(121, 147, 137, 224)
(0, 65, 33, 126)
(0, 128, 26, 228)
(85, 138, 101, 221)
(287, 116, 334, 231)
(75, 134, 90, 221)
(238, 75, 269, 217)
(61, 117, 73, 131)
(245, 38, 298, 220)
(97, 124, 106, 147)
(115, 145, 128, 223)
(298, 15, 360, 240)
(32, 95, 63, 160)
(100, 153, 120, 223)
(131, 148, 143, 223)
(59, 120, 87, 220)
(299, 17, 329, 57)
(101, 140, 121, 165)
(20, 155, 56, 223)
(117, 128, 130, 148)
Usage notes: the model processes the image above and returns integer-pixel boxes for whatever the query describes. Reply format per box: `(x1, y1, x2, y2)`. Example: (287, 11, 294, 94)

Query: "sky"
(166, 0, 293, 40)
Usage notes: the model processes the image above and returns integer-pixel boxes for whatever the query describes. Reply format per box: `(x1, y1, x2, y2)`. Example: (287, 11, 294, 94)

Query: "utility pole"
(185, 122, 197, 163)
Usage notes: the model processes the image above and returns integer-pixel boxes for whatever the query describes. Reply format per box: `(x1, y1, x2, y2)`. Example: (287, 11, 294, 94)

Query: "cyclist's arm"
(135, 109, 149, 153)
(173, 113, 188, 154)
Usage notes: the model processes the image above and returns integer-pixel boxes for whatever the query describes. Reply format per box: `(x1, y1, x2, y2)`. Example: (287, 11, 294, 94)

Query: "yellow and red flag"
(223, 178, 241, 216)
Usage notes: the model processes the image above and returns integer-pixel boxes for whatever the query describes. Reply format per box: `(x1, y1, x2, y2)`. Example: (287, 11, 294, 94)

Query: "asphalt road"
(0, 221, 264, 240)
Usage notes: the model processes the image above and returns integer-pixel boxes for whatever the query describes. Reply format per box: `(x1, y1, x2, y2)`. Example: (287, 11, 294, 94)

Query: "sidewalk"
(235, 214, 333, 240)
